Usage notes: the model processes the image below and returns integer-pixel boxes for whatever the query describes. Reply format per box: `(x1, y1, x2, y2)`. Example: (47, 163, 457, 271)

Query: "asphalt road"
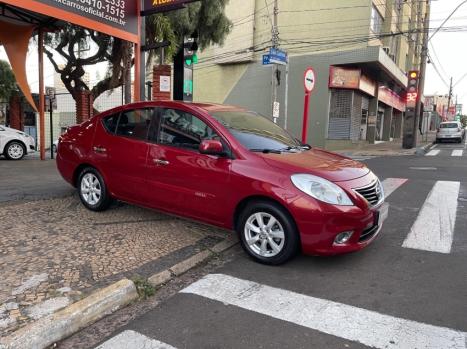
(0, 155, 73, 203)
(72, 141, 467, 349)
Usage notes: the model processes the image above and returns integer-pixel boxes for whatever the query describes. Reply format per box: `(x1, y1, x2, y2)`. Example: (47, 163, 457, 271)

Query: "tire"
(77, 167, 112, 212)
(237, 201, 300, 265)
(4, 141, 25, 160)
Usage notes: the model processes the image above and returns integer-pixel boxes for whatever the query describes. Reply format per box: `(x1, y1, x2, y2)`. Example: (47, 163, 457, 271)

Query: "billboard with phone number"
(1, 0, 138, 42)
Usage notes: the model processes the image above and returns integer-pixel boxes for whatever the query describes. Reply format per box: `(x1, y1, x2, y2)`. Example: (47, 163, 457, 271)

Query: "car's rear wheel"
(78, 167, 112, 211)
(4, 141, 25, 160)
(237, 201, 300, 265)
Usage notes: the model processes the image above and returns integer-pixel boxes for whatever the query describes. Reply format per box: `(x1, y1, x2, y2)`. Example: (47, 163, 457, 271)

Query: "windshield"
(210, 111, 301, 151)
(440, 123, 459, 129)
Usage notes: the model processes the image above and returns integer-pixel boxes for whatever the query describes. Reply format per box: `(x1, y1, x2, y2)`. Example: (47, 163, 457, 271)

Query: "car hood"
(260, 148, 370, 182)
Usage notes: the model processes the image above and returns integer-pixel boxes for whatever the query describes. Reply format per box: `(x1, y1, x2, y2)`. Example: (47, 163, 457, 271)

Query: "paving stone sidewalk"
(335, 132, 436, 158)
(0, 195, 230, 336)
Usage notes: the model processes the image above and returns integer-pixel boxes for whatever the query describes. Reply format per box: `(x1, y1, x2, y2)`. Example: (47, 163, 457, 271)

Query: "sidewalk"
(335, 131, 436, 158)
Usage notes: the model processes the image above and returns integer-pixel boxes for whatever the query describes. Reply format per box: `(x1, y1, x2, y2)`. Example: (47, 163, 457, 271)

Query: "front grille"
(359, 224, 378, 242)
(354, 180, 382, 207)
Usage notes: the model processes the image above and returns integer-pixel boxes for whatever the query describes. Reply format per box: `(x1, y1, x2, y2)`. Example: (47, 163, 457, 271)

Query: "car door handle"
(153, 159, 170, 166)
(93, 146, 107, 153)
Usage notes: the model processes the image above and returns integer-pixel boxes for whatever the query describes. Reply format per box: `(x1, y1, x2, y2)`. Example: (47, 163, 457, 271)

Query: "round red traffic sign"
(304, 67, 316, 93)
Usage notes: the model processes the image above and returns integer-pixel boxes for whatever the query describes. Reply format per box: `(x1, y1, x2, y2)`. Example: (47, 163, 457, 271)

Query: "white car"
(0, 125, 35, 160)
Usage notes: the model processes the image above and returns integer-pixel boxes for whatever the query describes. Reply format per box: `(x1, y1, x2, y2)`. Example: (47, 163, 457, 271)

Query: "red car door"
(145, 107, 232, 225)
(92, 108, 154, 204)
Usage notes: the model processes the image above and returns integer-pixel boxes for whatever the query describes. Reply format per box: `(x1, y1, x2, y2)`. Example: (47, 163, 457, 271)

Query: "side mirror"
(199, 139, 225, 156)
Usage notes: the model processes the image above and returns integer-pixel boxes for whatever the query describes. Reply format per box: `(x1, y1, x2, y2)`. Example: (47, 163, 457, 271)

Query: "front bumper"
(290, 173, 389, 256)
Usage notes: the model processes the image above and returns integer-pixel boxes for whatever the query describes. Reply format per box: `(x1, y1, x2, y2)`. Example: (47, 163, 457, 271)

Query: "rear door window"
(102, 113, 120, 134)
(116, 109, 154, 140)
(440, 123, 458, 129)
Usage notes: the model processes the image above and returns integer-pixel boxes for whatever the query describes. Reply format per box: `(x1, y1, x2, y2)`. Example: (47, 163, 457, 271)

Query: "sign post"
(302, 67, 316, 144)
(46, 87, 56, 160)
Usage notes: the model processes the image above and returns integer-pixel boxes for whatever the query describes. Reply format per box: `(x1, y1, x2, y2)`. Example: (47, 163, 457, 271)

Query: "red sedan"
(56, 101, 388, 265)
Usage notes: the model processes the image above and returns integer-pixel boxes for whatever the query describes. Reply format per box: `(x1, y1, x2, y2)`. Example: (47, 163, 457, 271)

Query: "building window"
(371, 5, 384, 34)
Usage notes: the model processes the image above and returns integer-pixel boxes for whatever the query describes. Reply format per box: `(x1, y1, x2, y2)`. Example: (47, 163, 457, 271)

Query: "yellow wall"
(194, 0, 429, 103)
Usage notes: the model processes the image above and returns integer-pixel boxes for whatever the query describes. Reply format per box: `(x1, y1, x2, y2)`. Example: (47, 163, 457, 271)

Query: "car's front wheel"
(237, 201, 300, 265)
(78, 167, 112, 211)
(4, 141, 25, 160)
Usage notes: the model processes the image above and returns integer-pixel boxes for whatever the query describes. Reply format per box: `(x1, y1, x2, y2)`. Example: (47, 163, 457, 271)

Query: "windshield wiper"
(250, 148, 283, 154)
(281, 144, 312, 152)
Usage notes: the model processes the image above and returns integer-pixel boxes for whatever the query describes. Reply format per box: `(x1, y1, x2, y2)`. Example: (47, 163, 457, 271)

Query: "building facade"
(194, 0, 429, 149)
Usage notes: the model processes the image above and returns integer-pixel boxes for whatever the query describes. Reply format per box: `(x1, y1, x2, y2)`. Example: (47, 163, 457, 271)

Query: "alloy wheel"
(244, 212, 285, 258)
(80, 173, 102, 206)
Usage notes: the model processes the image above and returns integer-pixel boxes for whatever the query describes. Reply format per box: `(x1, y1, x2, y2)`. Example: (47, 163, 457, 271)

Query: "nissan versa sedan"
(56, 102, 388, 265)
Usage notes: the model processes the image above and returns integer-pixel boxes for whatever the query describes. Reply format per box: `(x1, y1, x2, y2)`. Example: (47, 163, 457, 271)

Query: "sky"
(425, 0, 467, 110)
(1, 0, 466, 110)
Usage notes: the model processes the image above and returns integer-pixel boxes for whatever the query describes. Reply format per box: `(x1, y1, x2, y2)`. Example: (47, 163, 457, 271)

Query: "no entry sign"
(304, 67, 316, 93)
(302, 67, 316, 143)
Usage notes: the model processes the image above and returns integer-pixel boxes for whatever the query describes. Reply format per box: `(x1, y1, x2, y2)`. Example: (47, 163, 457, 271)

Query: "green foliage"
(0, 60, 17, 101)
(461, 115, 467, 128)
(132, 277, 156, 299)
(44, 0, 231, 101)
(166, 0, 232, 50)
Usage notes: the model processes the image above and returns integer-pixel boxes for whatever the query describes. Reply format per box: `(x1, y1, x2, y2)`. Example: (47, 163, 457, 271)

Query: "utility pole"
(407, 0, 430, 148)
(271, 0, 279, 120)
(447, 77, 453, 117)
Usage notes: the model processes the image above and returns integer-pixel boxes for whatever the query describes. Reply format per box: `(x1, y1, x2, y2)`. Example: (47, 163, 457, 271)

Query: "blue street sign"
(262, 54, 271, 65)
(269, 48, 288, 65)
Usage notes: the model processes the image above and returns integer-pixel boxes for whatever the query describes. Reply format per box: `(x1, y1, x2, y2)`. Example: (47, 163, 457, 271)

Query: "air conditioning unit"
(382, 46, 390, 55)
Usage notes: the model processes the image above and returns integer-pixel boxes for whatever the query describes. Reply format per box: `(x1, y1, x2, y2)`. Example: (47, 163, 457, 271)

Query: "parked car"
(436, 121, 465, 143)
(56, 102, 388, 264)
(0, 125, 35, 160)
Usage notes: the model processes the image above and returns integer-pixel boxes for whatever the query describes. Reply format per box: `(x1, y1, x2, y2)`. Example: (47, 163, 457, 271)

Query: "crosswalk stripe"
(182, 274, 466, 349)
(452, 149, 464, 156)
(382, 178, 408, 198)
(402, 181, 460, 254)
(426, 149, 440, 156)
(95, 330, 177, 349)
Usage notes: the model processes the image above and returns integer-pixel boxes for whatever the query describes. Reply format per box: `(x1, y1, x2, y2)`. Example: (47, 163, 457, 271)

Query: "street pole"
(415, 0, 431, 146)
(271, 0, 279, 119)
(49, 97, 53, 160)
(284, 62, 289, 130)
(447, 77, 453, 117)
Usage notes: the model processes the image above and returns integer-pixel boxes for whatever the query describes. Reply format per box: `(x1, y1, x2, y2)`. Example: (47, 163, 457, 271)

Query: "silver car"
(436, 122, 465, 143)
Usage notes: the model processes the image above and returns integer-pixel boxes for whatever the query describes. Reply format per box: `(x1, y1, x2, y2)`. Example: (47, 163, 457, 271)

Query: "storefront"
(327, 66, 405, 144)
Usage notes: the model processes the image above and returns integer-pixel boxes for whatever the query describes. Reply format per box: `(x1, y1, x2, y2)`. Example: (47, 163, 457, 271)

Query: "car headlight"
(291, 174, 354, 206)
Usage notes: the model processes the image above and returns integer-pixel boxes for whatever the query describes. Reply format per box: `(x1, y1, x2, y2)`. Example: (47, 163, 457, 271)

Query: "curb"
(148, 237, 239, 288)
(415, 141, 435, 155)
(0, 237, 239, 349)
(0, 279, 138, 349)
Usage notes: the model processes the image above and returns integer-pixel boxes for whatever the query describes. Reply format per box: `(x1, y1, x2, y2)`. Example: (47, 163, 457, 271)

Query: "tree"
(461, 115, 467, 128)
(0, 60, 17, 102)
(44, 0, 231, 103)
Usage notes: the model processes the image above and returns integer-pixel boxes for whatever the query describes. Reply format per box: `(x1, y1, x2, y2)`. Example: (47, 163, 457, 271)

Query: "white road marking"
(382, 178, 408, 198)
(452, 150, 463, 157)
(410, 167, 438, 171)
(402, 181, 460, 254)
(426, 149, 440, 156)
(95, 330, 177, 349)
(182, 274, 467, 349)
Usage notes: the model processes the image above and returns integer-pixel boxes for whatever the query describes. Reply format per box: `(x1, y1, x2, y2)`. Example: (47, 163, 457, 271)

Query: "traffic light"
(406, 70, 420, 108)
(174, 34, 198, 102)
